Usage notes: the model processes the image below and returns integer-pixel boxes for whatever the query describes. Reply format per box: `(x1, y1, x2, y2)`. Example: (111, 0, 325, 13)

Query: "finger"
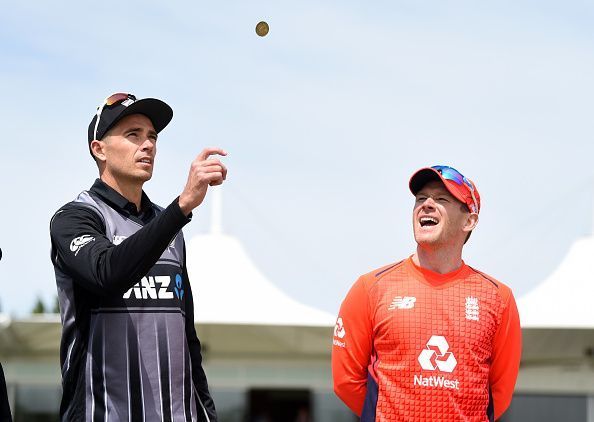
(203, 161, 227, 174)
(209, 180, 224, 186)
(198, 159, 224, 167)
(197, 147, 227, 161)
(196, 165, 225, 174)
(202, 172, 223, 182)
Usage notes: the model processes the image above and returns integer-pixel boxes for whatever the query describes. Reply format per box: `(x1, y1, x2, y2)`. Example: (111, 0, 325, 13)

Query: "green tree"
(32, 296, 46, 314)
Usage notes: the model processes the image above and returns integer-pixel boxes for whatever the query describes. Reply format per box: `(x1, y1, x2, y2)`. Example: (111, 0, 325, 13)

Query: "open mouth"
(138, 158, 152, 165)
(419, 217, 439, 227)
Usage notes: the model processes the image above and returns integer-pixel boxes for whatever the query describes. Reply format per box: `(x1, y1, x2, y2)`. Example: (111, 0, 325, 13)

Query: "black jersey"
(50, 179, 216, 422)
(0, 363, 12, 422)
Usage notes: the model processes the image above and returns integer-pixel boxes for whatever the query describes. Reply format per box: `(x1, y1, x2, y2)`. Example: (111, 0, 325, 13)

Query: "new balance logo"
(70, 235, 95, 256)
(123, 275, 180, 300)
(418, 335, 457, 373)
(388, 296, 416, 310)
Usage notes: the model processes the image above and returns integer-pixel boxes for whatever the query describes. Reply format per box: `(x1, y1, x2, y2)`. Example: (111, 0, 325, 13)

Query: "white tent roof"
(518, 235, 594, 328)
(186, 190, 336, 327)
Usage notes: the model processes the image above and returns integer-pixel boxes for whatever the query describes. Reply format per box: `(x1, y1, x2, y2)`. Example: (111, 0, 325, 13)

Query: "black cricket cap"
(87, 93, 173, 148)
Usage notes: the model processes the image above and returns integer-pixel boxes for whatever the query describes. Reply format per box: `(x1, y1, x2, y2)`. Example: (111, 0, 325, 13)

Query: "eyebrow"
(125, 127, 158, 138)
(416, 189, 453, 198)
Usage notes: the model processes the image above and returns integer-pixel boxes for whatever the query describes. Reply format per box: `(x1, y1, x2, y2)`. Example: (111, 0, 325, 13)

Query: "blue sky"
(1, 1, 593, 316)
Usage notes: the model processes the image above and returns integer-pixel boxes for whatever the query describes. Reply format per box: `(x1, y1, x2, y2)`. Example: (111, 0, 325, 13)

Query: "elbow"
(85, 274, 132, 298)
(494, 395, 513, 421)
(491, 384, 516, 421)
(333, 380, 346, 403)
(90, 276, 125, 297)
(333, 379, 363, 417)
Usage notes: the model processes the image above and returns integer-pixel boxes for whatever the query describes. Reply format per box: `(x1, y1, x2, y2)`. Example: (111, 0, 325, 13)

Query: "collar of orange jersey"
(406, 256, 469, 286)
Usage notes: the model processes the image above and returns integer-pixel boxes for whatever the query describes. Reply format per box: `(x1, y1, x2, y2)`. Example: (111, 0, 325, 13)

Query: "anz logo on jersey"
(123, 274, 185, 300)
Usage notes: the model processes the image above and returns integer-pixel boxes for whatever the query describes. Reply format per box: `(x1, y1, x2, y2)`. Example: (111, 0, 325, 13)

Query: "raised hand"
(178, 147, 227, 215)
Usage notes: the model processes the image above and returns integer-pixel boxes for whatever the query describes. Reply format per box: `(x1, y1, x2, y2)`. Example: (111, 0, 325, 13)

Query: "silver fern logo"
(70, 235, 95, 256)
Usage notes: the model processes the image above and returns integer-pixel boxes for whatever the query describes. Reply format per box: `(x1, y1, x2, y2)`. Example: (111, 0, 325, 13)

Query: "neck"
(100, 174, 143, 211)
(412, 243, 464, 274)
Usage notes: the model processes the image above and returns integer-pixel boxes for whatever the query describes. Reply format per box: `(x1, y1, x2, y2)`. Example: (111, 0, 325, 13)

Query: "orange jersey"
(332, 257, 521, 422)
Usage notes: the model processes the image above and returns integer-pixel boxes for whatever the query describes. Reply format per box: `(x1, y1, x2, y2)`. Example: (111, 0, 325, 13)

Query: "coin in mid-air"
(256, 21, 269, 37)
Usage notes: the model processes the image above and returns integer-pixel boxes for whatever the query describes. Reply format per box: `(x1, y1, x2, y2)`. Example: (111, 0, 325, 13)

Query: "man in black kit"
(0, 250, 12, 421)
(0, 362, 12, 421)
(50, 93, 226, 421)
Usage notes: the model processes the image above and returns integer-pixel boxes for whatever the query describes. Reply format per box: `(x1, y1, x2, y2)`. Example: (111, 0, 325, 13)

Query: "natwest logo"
(414, 374, 459, 390)
(334, 317, 346, 339)
(418, 335, 457, 373)
(333, 317, 346, 348)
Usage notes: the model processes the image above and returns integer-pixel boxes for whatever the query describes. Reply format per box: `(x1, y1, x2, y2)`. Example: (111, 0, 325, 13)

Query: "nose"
(421, 197, 436, 210)
(140, 138, 155, 153)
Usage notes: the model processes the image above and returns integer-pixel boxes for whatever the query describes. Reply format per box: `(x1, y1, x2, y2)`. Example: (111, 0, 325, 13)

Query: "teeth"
(420, 217, 438, 225)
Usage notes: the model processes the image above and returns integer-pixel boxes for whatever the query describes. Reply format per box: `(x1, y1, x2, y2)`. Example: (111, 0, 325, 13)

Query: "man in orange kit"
(332, 166, 521, 421)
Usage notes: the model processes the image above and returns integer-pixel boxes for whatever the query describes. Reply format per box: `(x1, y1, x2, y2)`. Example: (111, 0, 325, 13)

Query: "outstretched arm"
(50, 198, 190, 296)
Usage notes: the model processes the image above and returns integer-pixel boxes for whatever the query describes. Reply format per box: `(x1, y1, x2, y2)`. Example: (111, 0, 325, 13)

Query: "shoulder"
(50, 194, 105, 233)
(466, 265, 514, 303)
(356, 259, 407, 289)
(52, 190, 103, 216)
(369, 259, 407, 280)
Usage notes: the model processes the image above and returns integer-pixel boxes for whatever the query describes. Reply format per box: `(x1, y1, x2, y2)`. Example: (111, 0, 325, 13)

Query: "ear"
(463, 213, 479, 233)
(90, 139, 107, 162)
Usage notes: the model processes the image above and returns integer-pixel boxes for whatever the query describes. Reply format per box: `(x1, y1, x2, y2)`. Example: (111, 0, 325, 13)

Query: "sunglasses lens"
(104, 93, 131, 106)
(432, 165, 478, 212)
(93, 93, 135, 140)
(432, 166, 464, 185)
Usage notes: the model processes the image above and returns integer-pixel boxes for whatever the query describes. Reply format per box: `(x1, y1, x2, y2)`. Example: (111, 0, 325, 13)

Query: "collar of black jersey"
(90, 179, 152, 217)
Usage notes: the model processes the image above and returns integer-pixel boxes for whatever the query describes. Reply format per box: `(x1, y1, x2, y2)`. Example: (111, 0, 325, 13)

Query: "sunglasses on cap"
(432, 165, 479, 214)
(93, 93, 136, 141)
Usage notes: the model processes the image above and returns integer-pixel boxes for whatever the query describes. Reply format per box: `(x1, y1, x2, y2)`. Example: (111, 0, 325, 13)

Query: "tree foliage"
(31, 297, 46, 314)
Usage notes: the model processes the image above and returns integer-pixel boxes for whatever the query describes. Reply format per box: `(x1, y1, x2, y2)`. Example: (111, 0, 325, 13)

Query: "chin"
(414, 231, 441, 246)
(416, 237, 437, 246)
(135, 171, 153, 182)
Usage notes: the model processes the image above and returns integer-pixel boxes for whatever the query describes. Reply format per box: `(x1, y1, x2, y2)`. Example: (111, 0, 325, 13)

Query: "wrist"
(177, 195, 192, 217)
